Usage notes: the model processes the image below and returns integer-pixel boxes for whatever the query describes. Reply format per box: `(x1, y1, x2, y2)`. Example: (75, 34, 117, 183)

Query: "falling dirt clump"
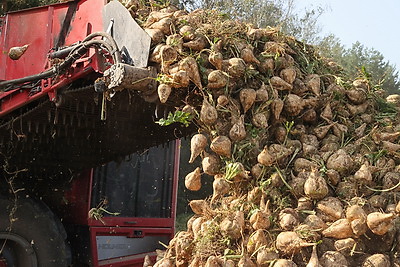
(122, 1, 400, 266)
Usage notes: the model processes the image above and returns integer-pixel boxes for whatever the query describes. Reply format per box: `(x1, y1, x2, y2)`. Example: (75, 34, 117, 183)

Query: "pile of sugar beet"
(123, 1, 400, 266)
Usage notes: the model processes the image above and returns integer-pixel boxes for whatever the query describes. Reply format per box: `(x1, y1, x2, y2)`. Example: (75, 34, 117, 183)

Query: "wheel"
(0, 196, 70, 267)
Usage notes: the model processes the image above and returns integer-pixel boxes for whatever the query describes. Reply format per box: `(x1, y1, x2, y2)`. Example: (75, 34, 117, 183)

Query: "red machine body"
(0, 0, 104, 80)
(0, 1, 182, 266)
(0, 0, 106, 116)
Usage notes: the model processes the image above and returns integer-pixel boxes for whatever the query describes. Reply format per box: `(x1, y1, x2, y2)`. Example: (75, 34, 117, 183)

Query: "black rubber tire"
(0, 196, 70, 267)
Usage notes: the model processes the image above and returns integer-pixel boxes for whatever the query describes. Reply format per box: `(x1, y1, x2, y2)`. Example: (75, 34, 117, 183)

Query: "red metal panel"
(98, 252, 157, 267)
(91, 227, 173, 267)
(1, 7, 50, 80)
(0, 0, 107, 81)
(88, 217, 175, 228)
(62, 169, 93, 225)
(62, 0, 106, 47)
(0, 16, 5, 81)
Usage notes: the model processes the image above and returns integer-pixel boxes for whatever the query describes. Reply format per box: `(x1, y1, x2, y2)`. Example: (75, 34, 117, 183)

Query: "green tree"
(318, 37, 400, 94)
(317, 34, 346, 62)
(342, 42, 400, 93)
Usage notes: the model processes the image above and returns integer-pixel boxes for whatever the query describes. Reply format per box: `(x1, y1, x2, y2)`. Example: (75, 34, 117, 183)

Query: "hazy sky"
(296, 0, 400, 70)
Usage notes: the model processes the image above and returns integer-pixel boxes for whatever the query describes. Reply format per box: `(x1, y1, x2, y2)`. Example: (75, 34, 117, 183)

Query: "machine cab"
(63, 140, 180, 267)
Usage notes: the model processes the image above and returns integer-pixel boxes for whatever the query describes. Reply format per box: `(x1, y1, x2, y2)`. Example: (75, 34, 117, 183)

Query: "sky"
(295, 0, 400, 70)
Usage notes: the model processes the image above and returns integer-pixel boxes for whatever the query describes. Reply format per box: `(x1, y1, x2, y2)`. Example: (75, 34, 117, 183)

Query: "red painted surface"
(0, 0, 105, 80)
(98, 252, 157, 267)
(91, 227, 172, 267)
(0, 0, 108, 116)
(63, 169, 93, 225)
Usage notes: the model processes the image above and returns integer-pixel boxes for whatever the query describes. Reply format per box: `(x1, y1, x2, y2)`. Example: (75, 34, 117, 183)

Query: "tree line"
(1, 0, 398, 94)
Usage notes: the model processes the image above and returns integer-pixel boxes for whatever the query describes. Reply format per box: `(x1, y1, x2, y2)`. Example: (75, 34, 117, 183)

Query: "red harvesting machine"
(0, 0, 187, 266)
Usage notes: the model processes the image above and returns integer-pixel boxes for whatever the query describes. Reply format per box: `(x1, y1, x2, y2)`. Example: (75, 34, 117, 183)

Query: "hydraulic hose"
(0, 32, 121, 91)
(0, 69, 55, 91)
(81, 32, 121, 64)
(59, 39, 115, 71)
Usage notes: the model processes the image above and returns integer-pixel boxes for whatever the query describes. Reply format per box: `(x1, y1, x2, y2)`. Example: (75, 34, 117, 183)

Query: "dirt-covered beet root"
(158, 83, 172, 103)
(153, 258, 174, 267)
(284, 94, 304, 116)
(271, 76, 293, 91)
(238, 254, 256, 267)
(202, 153, 220, 176)
(303, 214, 328, 231)
(204, 256, 223, 267)
(207, 70, 229, 89)
(219, 217, 241, 240)
(306, 74, 320, 96)
(179, 25, 195, 41)
(316, 197, 343, 222)
(257, 147, 275, 167)
(276, 231, 313, 255)
(185, 167, 201, 191)
(278, 208, 299, 231)
(319, 251, 348, 267)
(334, 238, 357, 256)
(189, 199, 207, 215)
(256, 248, 279, 266)
(240, 88, 257, 113)
(183, 34, 208, 51)
(211, 177, 230, 203)
(306, 245, 321, 267)
(346, 205, 367, 221)
(271, 98, 284, 120)
(273, 259, 298, 267)
(247, 229, 269, 255)
(362, 254, 390, 267)
(353, 162, 373, 185)
(256, 83, 269, 102)
(280, 67, 297, 84)
(189, 133, 208, 163)
(179, 56, 202, 89)
(326, 149, 354, 175)
(210, 136, 231, 158)
(297, 197, 313, 211)
(252, 113, 268, 128)
(322, 219, 353, 239)
(229, 115, 246, 141)
(346, 88, 367, 104)
(366, 212, 395, 236)
(200, 99, 218, 126)
(241, 47, 260, 65)
(225, 58, 246, 78)
(172, 70, 190, 88)
(304, 171, 329, 200)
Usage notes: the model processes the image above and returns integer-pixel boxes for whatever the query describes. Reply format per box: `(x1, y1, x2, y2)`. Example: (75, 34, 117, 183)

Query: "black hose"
(0, 36, 119, 91)
(59, 39, 115, 71)
(81, 32, 121, 63)
(49, 44, 79, 59)
(0, 69, 55, 91)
